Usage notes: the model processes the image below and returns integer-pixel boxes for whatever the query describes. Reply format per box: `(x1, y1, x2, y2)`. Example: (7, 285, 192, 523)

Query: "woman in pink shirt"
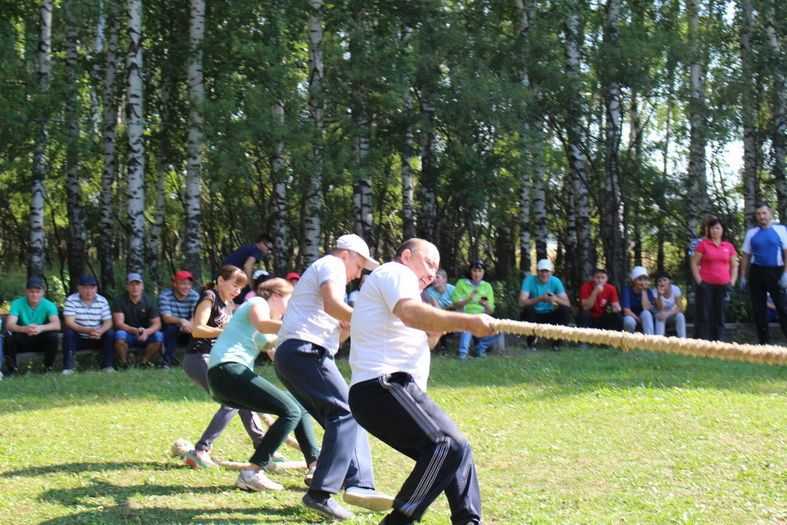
(690, 218, 739, 341)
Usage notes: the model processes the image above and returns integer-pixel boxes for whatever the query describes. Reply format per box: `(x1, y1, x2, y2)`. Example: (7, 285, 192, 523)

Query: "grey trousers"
(182, 352, 265, 452)
(274, 339, 376, 494)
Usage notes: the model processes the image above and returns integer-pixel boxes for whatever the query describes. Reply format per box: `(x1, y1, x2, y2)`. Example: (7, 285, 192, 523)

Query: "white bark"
(185, 0, 205, 278)
(351, 6, 373, 241)
(28, 0, 53, 277)
(99, 0, 120, 291)
(419, 98, 437, 240)
(687, 0, 709, 240)
(764, 0, 786, 221)
(402, 91, 417, 239)
(88, 0, 107, 133)
(740, 0, 758, 226)
(303, 0, 324, 265)
(65, 0, 86, 288)
(125, 0, 145, 274)
(271, 100, 289, 276)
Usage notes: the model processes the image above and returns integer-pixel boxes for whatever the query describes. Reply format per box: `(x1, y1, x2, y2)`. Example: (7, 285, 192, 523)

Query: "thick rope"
(491, 319, 787, 366)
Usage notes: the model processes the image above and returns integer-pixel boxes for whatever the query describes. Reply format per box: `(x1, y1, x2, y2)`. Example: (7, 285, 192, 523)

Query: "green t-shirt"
(451, 279, 495, 315)
(112, 293, 160, 329)
(9, 296, 58, 326)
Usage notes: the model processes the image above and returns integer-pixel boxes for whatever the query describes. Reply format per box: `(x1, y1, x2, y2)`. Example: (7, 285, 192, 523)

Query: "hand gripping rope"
(491, 319, 787, 366)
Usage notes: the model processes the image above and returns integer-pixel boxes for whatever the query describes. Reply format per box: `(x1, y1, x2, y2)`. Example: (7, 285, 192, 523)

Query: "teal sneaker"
(184, 449, 217, 469)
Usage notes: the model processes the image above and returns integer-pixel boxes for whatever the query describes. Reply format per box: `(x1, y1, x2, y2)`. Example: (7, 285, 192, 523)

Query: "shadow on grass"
(35, 477, 309, 524)
(1, 461, 179, 478)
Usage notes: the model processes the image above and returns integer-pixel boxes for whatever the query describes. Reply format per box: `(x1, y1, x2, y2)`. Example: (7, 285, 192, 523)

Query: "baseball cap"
(26, 276, 44, 289)
(335, 234, 379, 270)
(470, 259, 485, 269)
(78, 275, 98, 286)
(630, 266, 648, 280)
(536, 259, 554, 272)
(126, 272, 143, 283)
(252, 269, 270, 281)
(173, 270, 193, 281)
(285, 272, 301, 281)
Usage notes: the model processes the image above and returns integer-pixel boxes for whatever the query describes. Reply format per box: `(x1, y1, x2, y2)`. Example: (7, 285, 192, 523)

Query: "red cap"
(174, 270, 194, 281)
(285, 272, 301, 281)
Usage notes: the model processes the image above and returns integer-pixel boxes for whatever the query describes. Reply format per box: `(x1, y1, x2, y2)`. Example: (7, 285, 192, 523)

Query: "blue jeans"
(63, 328, 115, 369)
(457, 332, 498, 358)
(163, 324, 191, 366)
(115, 329, 164, 347)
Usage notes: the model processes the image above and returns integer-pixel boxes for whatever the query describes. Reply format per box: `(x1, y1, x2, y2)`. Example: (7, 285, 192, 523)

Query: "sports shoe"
(304, 465, 316, 487)
(184, 449, 217, 469)
(302, 493, 354, 521)
(235, 469, 284, 491)
(102, 367, 116, 373)
(61, 368, 75, 376)
(343, 486, 394, 512)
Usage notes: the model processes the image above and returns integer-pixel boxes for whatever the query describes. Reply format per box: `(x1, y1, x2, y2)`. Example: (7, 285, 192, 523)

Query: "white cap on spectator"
(335, 234, 379, 270)
(536, 259, 554, 272)
(630, 266, 648, 280)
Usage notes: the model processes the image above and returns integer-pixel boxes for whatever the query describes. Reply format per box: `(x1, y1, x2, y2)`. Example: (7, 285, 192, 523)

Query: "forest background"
(0, 0, 785, 321)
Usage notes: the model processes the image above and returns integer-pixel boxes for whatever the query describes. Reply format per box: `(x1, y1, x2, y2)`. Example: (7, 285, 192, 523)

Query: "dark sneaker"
(303, 465, 316, 487)
(343, 486, 394, 511)
(302, 493, 354, 521)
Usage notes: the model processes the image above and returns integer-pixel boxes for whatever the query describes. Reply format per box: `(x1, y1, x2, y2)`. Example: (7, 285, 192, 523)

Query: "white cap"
(630, 266, 648, 280)
(252, 269, 270, 280)
(335, 234, 380, 271)
(536, 259, 553, 272)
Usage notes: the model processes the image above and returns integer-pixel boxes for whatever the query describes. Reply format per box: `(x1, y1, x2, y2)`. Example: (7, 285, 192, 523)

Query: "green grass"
(0, 345, 785, 524)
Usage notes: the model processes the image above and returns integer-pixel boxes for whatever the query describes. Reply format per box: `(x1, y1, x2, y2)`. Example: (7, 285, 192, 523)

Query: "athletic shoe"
(61, 368, 75, 376)
(102, 367, 116, 373)
(343, 486, 394, 512)
(303, 465, 316, 487)
(302, 493, 354, 521)
(171, 438, 194, 457)
(379, 515, 414, 525)
(184, 449, 217, 469)
(235, 469, 284, 491)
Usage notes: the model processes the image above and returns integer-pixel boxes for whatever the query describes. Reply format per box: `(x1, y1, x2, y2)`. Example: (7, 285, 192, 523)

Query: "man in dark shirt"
(221, 234, 274, 303)
(113, 273, 163, 368)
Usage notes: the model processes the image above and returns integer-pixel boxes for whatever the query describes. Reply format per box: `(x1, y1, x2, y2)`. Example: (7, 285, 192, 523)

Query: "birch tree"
(125, 0, 146, 274)
(28, 0, 53, 278)
(270, 99, 289, 276)
(739, 0, 757, 225)
(64, 0, 86, 289)
(350, 4, 373, 241)
(99, 0, 120, 291)
(184, 0, 205, 278)
(763, 0, 786, 221)
(686, 0, 709, 240)
(303, 0, 324, 265)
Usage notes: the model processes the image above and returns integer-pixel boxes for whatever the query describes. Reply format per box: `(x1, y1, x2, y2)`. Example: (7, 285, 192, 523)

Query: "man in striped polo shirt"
(740, 202, 787, 344)
(160, 270, 200, 367)
(62, 275, 114, 374)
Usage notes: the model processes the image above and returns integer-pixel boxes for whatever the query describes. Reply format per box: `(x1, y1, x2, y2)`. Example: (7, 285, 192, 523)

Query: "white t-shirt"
(277, 254, 346, 354)
(655, 284, 681, 311)
(350, 261, 431, 391)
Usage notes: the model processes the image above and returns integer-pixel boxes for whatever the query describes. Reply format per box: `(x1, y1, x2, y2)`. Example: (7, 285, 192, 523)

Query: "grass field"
(0, 344, 784, 524)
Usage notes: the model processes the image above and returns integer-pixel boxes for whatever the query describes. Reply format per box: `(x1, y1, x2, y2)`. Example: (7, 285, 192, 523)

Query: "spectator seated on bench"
(160, 270, 199, 367)
(518, 259, 572, 349)
(113, 273, 163, 369)
(3, 276, 61, 376)
(62, 275, 115, 374)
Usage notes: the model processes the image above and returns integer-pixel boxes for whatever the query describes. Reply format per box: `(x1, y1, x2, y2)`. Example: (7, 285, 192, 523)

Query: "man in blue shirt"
(740, 202, 787, 344)
(221, 234, 274, 304)
(621, 266, 655, 335)
(518, 259, 571, 349)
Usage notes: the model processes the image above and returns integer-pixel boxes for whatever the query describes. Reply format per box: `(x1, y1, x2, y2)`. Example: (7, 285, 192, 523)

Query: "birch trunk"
(99, 0, 120, 292)
(147, 68, 172, 290)
(533, 155, 547, 261)
(303, 0, 324, 265)
(686, 0, 709, 240)
(401, 91, 417, 239)
(271, 100, 289, 276)
(184, 0, 205, 279)
(601, 0, 626, 290)
(419, 99, 437, 240)
(125, 0, 146, 274)
(28, 0, 53, 278)
(739, 0, 758, 225)
(564, 9, 593, 285)
(351, 5, 373, 241)
(88, 0, 106, 134)
(64, 0, 86, 289)
(764, 0, 786, 221)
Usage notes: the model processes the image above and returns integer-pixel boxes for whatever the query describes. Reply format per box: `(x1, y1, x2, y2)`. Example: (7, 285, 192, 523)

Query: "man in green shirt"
(3, 276, 61, 376)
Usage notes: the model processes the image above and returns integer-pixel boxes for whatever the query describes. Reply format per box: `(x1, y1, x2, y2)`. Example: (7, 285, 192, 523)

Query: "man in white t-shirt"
(274, 234, 392, 521)
(349, 238, 495, 525)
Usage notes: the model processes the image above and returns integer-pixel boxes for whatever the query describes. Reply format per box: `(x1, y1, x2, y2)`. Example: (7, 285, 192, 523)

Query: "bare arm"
(740, 253, 751, 280)
(729, 256, 739, 286)
(192, 298, 223, 339)
(143, 316, 162, 336)
(690, 252, 703, 284)
(64, 315, 91, 334)
(518, 290, 539, 308)
(243, 256, 256, 284)
(553, 292, 572, 308)
(321, 281, 353, 322)
(113, 312, 136, 333)
(4, 314, 22, 333)
(248, 300, 282, 334)
(392, 298, 496, 337)
(580, 287, 600, 311)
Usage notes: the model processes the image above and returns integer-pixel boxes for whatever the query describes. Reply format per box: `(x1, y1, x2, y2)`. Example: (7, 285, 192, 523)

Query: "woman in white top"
(653, 270, 686, 338)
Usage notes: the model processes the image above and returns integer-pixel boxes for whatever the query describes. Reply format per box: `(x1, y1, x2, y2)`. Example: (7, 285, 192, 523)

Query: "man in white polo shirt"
(274, 234, 393, 521)
(349, 238, 495, 525)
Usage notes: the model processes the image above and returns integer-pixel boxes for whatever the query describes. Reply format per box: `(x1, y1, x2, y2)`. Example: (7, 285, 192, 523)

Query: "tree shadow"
(36, 477, 310, 524)
(2, 461, 178, 478)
